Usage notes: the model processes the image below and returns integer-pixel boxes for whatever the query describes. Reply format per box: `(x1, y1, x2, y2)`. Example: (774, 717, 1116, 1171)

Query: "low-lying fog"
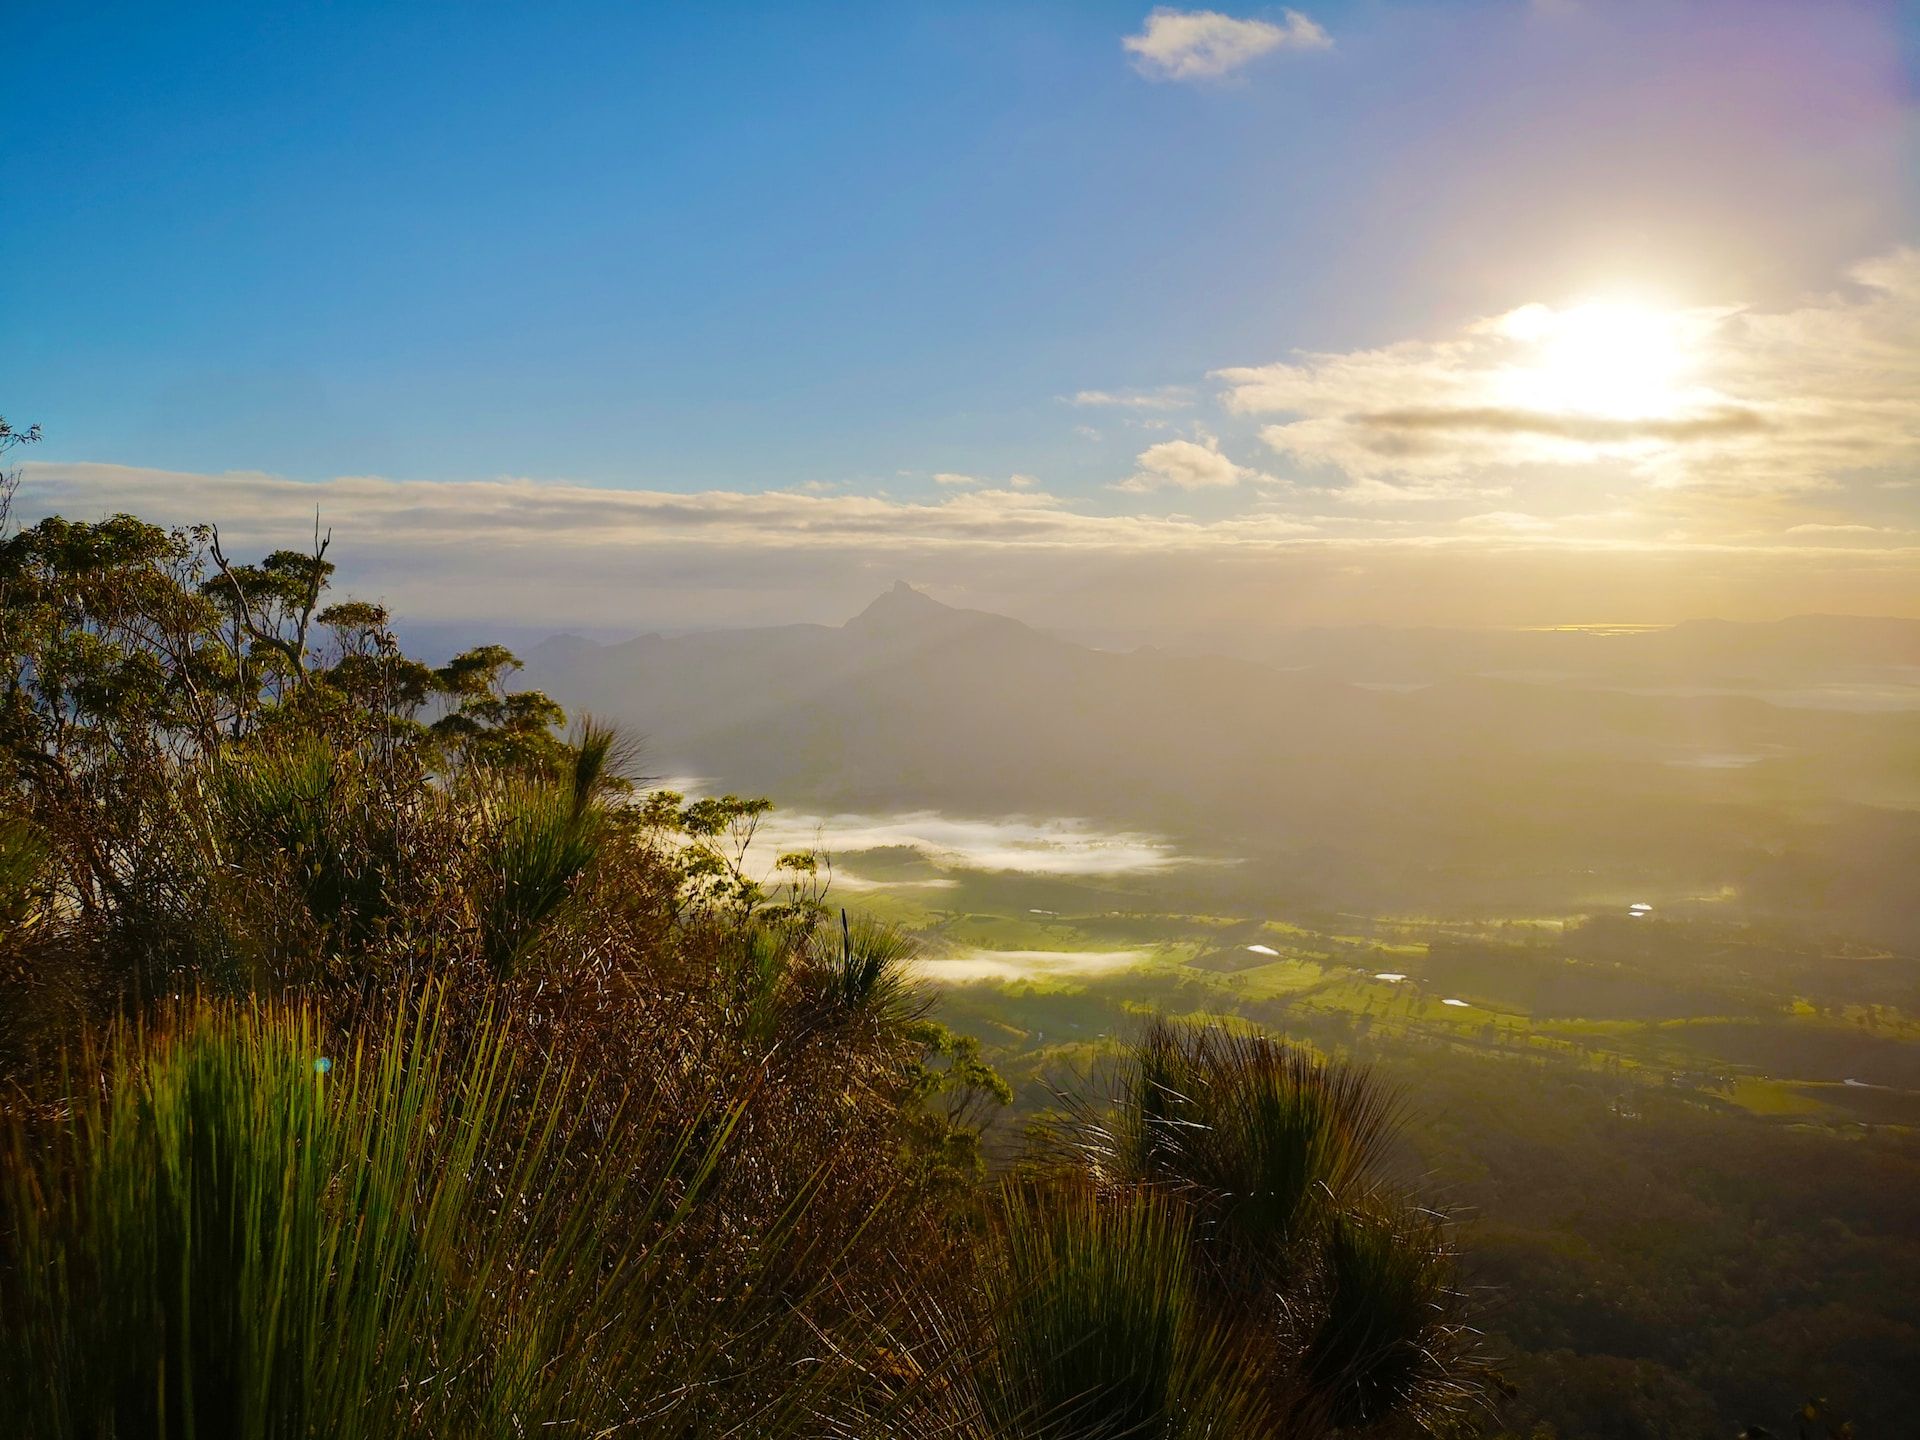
(658, 784, 1192, 886)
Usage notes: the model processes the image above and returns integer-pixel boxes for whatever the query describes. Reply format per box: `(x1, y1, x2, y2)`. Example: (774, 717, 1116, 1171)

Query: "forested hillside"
(0, 480, 1494, 1436)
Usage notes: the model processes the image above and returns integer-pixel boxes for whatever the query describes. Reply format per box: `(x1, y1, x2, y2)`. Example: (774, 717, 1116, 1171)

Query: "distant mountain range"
(518, 586, 1919, 937)
(1094, 612, 1920, 686)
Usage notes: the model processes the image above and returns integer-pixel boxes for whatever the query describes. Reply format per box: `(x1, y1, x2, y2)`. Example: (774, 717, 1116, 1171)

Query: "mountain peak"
(846, 582, 955, 630)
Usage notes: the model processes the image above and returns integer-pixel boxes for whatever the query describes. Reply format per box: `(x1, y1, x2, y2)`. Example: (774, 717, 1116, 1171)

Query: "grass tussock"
(2, 990, 947, 1437)
(1024, 1018, 1488, 1437)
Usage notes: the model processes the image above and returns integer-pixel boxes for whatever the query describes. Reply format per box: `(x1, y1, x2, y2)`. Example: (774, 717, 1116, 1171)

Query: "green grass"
(1721, 1077, 1830, 1118)
(846, 868, 1920, 1135)
(0, 991, 919, 1438)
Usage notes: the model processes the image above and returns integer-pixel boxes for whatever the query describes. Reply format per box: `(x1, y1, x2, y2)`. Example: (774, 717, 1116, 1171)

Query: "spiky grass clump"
(1037, 1020, 1488, 1437)
(0, 813, 48, 927)
(809, 909, 919, 1025)
(1103, 1022, 1399, 1257)
(209, 737, 390, 943)
(0, 990, 936, 1438)
(472, 777, 603, 977)
(978, 1180, 1277, 1439)
(1300, 1205, 1468, 1431)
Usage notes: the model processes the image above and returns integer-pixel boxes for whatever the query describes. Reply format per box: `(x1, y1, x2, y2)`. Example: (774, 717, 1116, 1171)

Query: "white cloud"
(1457, 510, 1557, 534)
(1118, 435, 1266, 491)
(1068, 385, 1195, 410)
(934, 471, 1039, 490)
(1785, 522, 1902, 537)
(12, 251, 1918, 630)
(11, 461, 1316, 561)
(1335, 477, 1511, 507)
(1124, 7, 1331, 81)
(1214, 248, 1920, 504)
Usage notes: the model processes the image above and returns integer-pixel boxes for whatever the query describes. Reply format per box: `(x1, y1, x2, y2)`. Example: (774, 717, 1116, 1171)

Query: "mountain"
(520, 587, 1920, 935)
(1121, 614, 1920, 688)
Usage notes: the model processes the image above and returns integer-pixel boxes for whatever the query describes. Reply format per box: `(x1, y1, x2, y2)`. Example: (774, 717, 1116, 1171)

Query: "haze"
(5, 0, 1918, 634)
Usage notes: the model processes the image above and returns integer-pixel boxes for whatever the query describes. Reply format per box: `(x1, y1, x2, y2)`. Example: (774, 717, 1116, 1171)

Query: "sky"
(5, 0, 1919, 634)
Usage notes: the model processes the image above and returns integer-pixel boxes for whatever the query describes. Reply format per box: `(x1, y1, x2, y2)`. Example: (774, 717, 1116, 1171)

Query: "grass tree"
(1026, 1019, 1488, 1437)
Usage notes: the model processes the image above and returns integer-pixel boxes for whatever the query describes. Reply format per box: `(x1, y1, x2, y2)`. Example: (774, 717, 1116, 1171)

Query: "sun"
(1492, 298, 1707, 421)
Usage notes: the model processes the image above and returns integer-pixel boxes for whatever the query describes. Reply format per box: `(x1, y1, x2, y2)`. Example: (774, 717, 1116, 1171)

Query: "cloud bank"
(11, 252, 1917, 631)
(12, 458, 1914, 632)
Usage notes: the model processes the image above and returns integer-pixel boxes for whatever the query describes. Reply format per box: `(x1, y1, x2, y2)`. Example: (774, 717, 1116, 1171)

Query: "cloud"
(1117, 435, 1265, 491)
(1785, 522, 1902, 536)
(1347, 404, 1769, 444)
(12, 251, 1918, 630)
(1334, 476, 1511, 507)
(12, 460, 1914, 630)
(1457, 510, 1557, 534)
(934, 471, 1039, 490)
(1215, 249, 1920, 502)
(11, 461, 1315, 562)
(1068, 386, 1195, 410)
(1123, 7, 1330, 82)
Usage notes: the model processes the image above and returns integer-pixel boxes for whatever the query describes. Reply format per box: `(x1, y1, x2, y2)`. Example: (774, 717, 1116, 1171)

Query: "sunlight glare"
(1494, 298, 1705, 420)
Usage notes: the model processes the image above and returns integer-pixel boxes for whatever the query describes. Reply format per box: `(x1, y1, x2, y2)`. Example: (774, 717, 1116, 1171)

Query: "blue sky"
(6, 2, 1918, 629)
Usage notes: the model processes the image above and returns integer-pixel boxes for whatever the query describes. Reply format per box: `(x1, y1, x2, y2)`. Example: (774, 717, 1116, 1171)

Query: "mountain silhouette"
(520, 591, 1919, 929)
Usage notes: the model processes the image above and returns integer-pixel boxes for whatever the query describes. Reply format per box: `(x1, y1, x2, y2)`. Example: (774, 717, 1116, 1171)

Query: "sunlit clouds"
(12, 244, 1920, 629)
(1216, 249, 1920, 504)
(1123, 7, 1330, 82)
(1118, 434, 1267, 492)
(15, 449, 1916, 632)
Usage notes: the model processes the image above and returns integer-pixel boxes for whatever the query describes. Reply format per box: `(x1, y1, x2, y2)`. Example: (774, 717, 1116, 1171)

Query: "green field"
(846, 855, 1920, 1130)
(824, 846, 1920, 1436)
